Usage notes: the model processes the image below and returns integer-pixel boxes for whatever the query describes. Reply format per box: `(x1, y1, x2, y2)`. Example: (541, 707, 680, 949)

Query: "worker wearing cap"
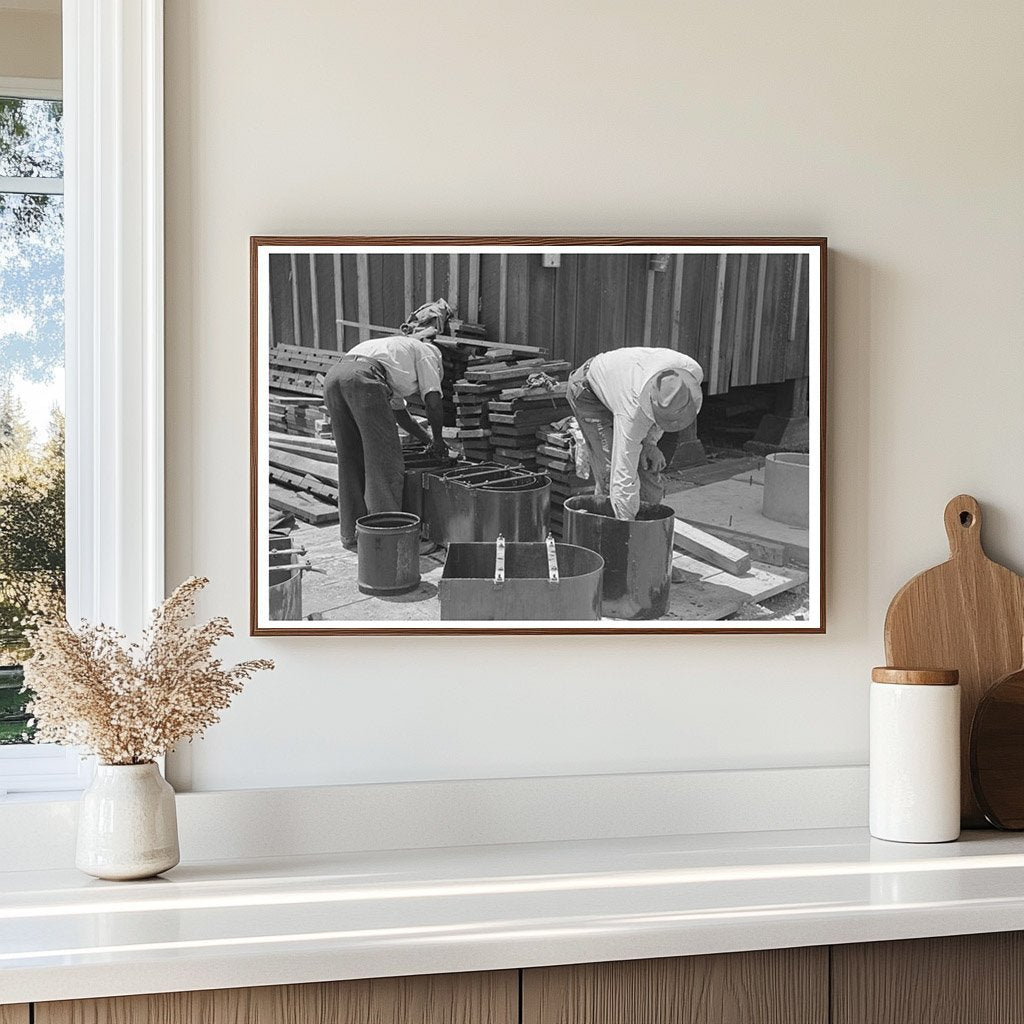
(323, 299, 451, 549)
(566, 348, 704, 521)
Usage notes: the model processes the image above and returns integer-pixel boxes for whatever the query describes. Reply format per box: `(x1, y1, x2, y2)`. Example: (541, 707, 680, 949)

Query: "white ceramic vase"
(76, 762, 180, 880)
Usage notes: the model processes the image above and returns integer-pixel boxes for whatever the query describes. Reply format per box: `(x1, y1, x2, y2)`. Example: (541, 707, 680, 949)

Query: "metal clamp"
(545, 534, 560, 583)
(493, 534, 506, 586)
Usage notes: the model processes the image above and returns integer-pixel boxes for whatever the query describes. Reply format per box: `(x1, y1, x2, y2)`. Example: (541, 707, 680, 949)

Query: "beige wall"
(164, 0, 1024, 791)
(0, 8, 60, 81)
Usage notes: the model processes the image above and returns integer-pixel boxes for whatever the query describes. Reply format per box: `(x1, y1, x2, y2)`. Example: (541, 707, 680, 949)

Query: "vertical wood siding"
(266, 252, 810, 394)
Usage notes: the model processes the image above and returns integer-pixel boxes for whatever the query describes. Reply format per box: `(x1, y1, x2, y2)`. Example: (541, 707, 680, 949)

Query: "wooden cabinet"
(522, 948, 828, 1024)
(14, 933, 1024, 1024)
(831, 932, 1024, 1024)
(34, 972, 518, 1024)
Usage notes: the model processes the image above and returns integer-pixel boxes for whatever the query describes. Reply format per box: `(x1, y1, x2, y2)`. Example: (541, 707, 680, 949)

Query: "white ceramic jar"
(76, 762, 180, 880)
(870, 667, 961, 843)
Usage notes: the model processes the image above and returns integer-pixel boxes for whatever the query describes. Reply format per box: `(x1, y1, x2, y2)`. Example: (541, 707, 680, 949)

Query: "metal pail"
(355, 512, 422, 595)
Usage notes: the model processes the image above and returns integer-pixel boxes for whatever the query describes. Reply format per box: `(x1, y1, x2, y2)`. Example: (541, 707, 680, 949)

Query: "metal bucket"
(564, 496, 675, 619)
(356, 511, 421, 595)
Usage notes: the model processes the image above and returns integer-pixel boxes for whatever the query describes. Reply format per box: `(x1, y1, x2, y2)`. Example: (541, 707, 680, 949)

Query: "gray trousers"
(566, 361, 665, 506)
(323, 355, 404, 545)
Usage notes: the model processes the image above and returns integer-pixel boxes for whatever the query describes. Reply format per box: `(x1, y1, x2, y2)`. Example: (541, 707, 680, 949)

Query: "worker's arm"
(423, 390, 447, 456)
(393, 407, 432, 447)
(608, 416, 649, 520)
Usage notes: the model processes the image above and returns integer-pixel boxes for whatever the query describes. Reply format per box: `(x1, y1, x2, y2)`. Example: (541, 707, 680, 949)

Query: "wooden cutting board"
(884, 494, 1024, 826)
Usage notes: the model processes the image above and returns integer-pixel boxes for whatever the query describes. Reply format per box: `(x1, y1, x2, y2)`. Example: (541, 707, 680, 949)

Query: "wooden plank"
(673, 553, 806, 602)
(38, 972, 518, 1024)
(289, 252, 302, 347)
(832, 933, 1024, 1024)
(750, 252, 768, 383)
(467, 253, 480, 323)
(642, 266, 656, 346)
(448, 253, 459, 313)
(270, 440, 337, 463)
(527, 252, 557, 353)
(268, 449, 339, 486)
(552, 253, 579, 365)
(506, 254, 530, 347)
(308, 254, 320, 349)
(669, 253, 685, 349)
(269, 485, 337, 525)
(708, 253, 728, 394)
(728, 253, 750, 387)
(403, 253, 414, 317)
(332, 254, 344, 349)
(523, 949, 827, 1024)
(424, 251, 434, 300)
(498, 252, 508, 344)
(0, 1008, 29, 1024)
(786, 253, 811, 380)
(674, 518, 752, 574)
(355, 253, 371, 342)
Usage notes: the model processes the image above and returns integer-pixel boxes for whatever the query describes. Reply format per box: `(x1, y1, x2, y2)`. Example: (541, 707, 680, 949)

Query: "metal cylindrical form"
(762, 452, 810, 527)
(355, 512, 421, 595)
(870, 667, 961, 843)
(563, 496, 674, 620)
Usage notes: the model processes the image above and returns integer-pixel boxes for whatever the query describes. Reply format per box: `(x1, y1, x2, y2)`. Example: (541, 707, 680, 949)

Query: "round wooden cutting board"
(971, 657, 1024, 829)
(884, 494, 1024, 827)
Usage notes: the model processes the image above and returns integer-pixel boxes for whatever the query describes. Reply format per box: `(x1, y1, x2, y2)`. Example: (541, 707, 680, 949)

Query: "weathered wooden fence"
(268, 252, 809, 396)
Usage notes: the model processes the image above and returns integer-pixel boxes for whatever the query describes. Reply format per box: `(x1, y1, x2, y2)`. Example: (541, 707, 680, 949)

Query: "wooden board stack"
(461, 363, 572, 469)
(267, 432, 339, 525)
(534, 427, 593, 538)
(269, 345, 339, 438)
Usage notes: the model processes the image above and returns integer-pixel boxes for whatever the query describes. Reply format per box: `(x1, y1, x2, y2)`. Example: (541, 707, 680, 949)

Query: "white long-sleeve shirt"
(586, 348, 703, 519)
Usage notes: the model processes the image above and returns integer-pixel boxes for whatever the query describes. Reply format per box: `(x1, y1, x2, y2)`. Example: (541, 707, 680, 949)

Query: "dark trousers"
(322, 355, 404, 545)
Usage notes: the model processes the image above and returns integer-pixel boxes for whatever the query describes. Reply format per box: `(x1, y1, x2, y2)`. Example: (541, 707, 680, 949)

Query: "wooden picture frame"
(251, 237, 827, 635)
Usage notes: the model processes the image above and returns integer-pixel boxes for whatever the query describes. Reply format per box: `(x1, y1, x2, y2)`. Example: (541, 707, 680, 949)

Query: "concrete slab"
(663, 477, 809, 563)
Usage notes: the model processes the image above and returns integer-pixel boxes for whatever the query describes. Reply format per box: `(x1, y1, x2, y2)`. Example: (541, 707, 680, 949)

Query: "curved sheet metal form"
(423, 464, 551, 543)
(439, 541, 604, 620)
(564, 496, 675, 620)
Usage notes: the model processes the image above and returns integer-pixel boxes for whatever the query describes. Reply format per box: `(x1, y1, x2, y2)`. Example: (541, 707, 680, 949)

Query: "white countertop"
(4, 826, 1024, 1004)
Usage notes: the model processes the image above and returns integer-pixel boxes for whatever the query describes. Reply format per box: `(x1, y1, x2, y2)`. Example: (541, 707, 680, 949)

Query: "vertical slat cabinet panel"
(523, 949, 828, 1024)
(36, 971, 518, 1024)
(832, 933, 1024, 1024)
(0, 1007, 29, 1024)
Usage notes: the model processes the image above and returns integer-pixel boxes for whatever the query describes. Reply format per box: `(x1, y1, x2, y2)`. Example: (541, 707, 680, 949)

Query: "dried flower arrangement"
(23, 577, 273, 765)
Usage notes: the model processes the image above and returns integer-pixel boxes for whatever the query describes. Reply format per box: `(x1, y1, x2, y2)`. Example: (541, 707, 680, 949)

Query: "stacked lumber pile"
(269, 345, 338, 438)
(535, 425, 593, 538)
(455, 360, 571, 467)
(268, 432, 339, 525)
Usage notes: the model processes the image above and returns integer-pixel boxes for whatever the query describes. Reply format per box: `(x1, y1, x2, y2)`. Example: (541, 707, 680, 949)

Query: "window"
(0, 79, 83, 795)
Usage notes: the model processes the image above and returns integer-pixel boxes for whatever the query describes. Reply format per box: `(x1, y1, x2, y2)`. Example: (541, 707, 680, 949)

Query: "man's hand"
(641, 446, 667, 473)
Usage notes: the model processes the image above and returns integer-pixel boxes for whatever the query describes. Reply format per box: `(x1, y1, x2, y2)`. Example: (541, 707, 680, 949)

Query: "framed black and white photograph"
(250, 237, 826, 635)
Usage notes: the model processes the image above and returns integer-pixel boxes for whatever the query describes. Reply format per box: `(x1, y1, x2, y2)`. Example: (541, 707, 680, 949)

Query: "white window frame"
(0, 0, 165, 797)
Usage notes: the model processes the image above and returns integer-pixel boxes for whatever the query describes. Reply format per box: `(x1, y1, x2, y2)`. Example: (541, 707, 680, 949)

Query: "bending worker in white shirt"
(566, 348, 704, 521)
(323, 299, 451, 549)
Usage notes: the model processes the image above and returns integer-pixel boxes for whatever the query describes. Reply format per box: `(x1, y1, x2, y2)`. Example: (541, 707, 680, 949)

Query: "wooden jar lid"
(871, 667, 960, 686)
